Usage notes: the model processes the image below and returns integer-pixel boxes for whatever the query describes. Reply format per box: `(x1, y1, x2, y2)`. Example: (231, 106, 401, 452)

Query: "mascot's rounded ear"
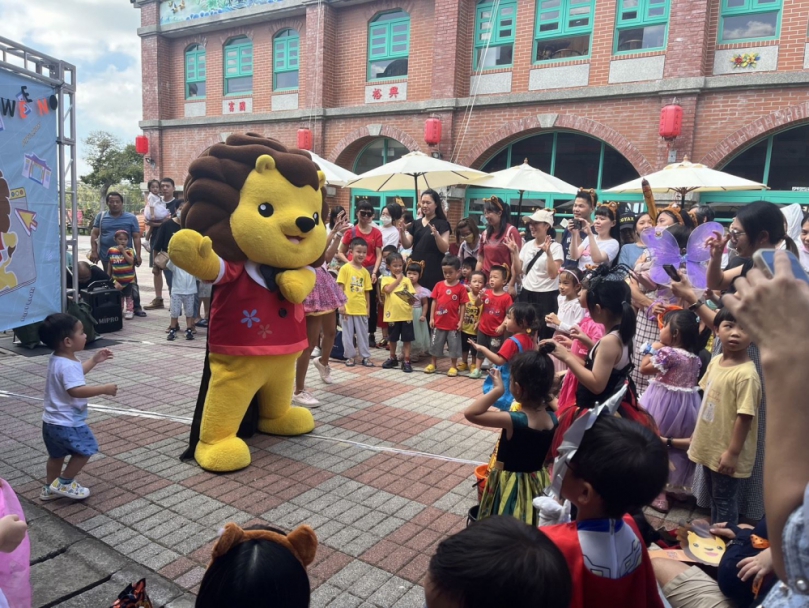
(255, 154, 277, 174)
(317, 170, 326, 190)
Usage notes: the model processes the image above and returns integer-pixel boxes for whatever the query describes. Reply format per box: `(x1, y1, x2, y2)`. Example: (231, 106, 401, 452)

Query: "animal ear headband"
(484, 196, 504, 211)
(550, 384, 627, 498)
(210, 523, 317, 569)
(659, 202, 685, 225)
(577, 188, 597, 206)
(407, 259, 425, 277)
(597, 201, 619, 218)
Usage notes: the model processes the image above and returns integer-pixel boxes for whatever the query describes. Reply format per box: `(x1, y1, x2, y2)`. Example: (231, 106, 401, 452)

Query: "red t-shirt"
(209, 260, 308, 356)
(430, 281, 470, 331)
(480, 224, 522, 275)
(497, 333, 534, 362)
(341, 225, 383, 269)
(478, 290, 513, 336)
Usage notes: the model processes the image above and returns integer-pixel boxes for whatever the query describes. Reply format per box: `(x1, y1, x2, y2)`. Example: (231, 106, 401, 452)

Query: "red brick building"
(134, 0, 809, 225)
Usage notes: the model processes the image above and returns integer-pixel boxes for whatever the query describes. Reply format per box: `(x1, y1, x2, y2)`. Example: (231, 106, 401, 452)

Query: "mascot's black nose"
(296, 216, 316, 233)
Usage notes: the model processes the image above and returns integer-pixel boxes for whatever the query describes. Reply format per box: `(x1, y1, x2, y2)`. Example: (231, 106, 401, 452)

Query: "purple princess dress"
(639, 346, 702, 493)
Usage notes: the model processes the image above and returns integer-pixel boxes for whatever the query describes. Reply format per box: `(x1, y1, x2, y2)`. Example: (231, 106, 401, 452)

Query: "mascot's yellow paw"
(276, 268, 317, 304)
(258, 406, 315, 436)
(195, 436, 251, 472)
(168, 229, 220, 281)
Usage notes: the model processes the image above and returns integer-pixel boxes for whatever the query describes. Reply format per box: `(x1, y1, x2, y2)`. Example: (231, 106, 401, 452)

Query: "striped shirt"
(108, 247, 135, 284)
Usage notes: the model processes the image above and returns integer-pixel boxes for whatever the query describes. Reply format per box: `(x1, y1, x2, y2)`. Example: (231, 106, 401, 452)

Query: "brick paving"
(0, 261, 703, 606)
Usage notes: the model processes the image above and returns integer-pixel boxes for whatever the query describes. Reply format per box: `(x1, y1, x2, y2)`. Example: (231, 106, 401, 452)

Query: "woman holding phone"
(694, 200, 788, 524)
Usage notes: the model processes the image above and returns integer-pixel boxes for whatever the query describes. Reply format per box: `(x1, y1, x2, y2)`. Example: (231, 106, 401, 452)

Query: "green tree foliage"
(81, 131, 144, 203)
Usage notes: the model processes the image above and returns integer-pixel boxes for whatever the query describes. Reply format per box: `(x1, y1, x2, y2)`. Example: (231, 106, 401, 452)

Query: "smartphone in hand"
(663, 264, 682, 282)
(752, 249, 809, 284)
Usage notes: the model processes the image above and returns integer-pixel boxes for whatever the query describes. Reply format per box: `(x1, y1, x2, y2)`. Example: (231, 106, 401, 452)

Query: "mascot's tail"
(180, 287, 262, 462)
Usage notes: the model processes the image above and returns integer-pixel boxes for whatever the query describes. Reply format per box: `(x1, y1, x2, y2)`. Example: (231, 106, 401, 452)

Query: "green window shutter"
(186, 54, 196, 81)
(367, 11, 410, 79)
(476, 1, 516, 47)
(536, 0, 594, 39)
(616, 0, 669, 26)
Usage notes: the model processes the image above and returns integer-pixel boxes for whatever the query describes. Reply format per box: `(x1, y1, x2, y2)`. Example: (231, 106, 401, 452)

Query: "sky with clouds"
(0, 0, 143, 177)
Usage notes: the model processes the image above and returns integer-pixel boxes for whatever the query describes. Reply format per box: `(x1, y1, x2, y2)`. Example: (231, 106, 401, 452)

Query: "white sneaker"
(311, 346, 321, 358)
(124, 311, 134, 320)
(313, 359, 333, 384)
(40, 485, 60, 501)
(49, 479, 90, 500)
(292, 391, 320, 407)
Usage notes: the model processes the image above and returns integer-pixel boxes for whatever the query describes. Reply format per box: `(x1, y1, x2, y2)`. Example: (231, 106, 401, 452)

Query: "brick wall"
(139, 0, 809, 191)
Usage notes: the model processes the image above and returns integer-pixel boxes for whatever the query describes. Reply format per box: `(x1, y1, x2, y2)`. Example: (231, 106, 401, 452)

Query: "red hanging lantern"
(297, 128, 313, 151)
(659, 105, 683, 140)
(424, 117, 442, 146)
(135, 135, 149, 155)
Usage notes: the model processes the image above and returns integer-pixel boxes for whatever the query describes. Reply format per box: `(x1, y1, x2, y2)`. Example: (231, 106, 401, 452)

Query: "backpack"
(482, 336, 524, 411)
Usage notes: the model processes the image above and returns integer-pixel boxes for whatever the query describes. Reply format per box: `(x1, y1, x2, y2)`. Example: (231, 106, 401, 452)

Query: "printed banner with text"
(0, 69, 60, 332)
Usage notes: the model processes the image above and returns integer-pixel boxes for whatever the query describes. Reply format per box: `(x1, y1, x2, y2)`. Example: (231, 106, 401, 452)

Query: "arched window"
(224, 36, 253, 95)
(351, 138, 415, 217)
(535, 0, 594, 62)
(368, 10, 410, 80)
(466, 131, 640, 224)
(474, 0, 516, 69)
(185, 44, 206, 99)
(702, 124, 809, 207)
(273, 29, 299, 91)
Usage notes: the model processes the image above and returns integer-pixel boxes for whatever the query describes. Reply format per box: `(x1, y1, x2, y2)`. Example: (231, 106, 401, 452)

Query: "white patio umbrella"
(344, 151, 488, 201)
(307, 151, 358, 187)
(605, 157, 767, 202)
(466, 158, 578, 217)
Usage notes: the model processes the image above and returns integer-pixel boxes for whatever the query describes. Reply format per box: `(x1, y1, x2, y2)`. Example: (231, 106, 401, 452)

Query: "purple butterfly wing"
(640, 228, 681, 285)
(686, 260, 708, 289)
(686, 222, 724, 263)
(685, 222, 723, 288)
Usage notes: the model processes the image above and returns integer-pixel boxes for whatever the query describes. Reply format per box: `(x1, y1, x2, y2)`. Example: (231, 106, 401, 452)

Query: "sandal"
(377, 339, 389, 349)
(361, 358, 375, 367)
(166, 325, 180, 334)
(345, 359, 356, 367)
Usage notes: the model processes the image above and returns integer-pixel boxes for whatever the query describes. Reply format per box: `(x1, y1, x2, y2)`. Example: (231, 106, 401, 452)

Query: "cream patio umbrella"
(605, 157, 767, 203)
(344, 150, 488, 201)
(308, 151, 359, 187)
(466, 158, 578, 217)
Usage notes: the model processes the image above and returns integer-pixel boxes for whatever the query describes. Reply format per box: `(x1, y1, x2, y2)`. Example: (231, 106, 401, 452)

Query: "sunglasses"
(359, 211, 374, 217)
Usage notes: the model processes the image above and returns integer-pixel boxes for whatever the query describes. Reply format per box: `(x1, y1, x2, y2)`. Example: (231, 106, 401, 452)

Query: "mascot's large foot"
(195, 436, 251, 472)
(258, 406, 315, 436)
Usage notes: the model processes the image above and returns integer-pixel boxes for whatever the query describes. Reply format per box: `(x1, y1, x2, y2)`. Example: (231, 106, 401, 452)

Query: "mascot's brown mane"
(182, 133, 328, 262)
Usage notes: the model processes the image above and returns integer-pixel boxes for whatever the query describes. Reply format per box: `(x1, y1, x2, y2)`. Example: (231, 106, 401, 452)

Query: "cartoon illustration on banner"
(0, 70, 59, 331)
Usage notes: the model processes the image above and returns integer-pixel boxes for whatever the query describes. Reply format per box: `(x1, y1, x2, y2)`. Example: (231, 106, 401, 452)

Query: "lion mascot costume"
(169, 133, 327, 472)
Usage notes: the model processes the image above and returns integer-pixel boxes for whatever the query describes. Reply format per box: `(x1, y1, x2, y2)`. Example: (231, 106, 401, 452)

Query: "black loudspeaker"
(81, 280, 122, 334)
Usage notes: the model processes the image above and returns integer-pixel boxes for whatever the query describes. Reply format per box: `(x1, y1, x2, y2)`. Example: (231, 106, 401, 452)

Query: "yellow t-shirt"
(688, 356, 761, 478)
(380, 276, 415, 323)
(462, 292, 482, 335)
(337, 263, 373, 316)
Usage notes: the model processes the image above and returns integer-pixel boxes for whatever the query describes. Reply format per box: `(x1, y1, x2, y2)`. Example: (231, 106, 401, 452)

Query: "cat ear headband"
(550, 383, 628, 499)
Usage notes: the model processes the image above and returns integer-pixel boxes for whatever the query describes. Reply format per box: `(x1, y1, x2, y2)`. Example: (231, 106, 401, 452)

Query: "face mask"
(381, 215, 392, 227)
(480, 216, 488, 226)
(464, 234, 475, 244)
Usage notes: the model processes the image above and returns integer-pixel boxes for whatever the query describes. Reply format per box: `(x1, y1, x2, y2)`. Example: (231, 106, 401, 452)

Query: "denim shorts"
(42, 422, 98, 458)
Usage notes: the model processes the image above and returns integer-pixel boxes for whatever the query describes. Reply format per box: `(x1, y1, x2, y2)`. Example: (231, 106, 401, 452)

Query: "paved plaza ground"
(0, 250, 701, 607)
